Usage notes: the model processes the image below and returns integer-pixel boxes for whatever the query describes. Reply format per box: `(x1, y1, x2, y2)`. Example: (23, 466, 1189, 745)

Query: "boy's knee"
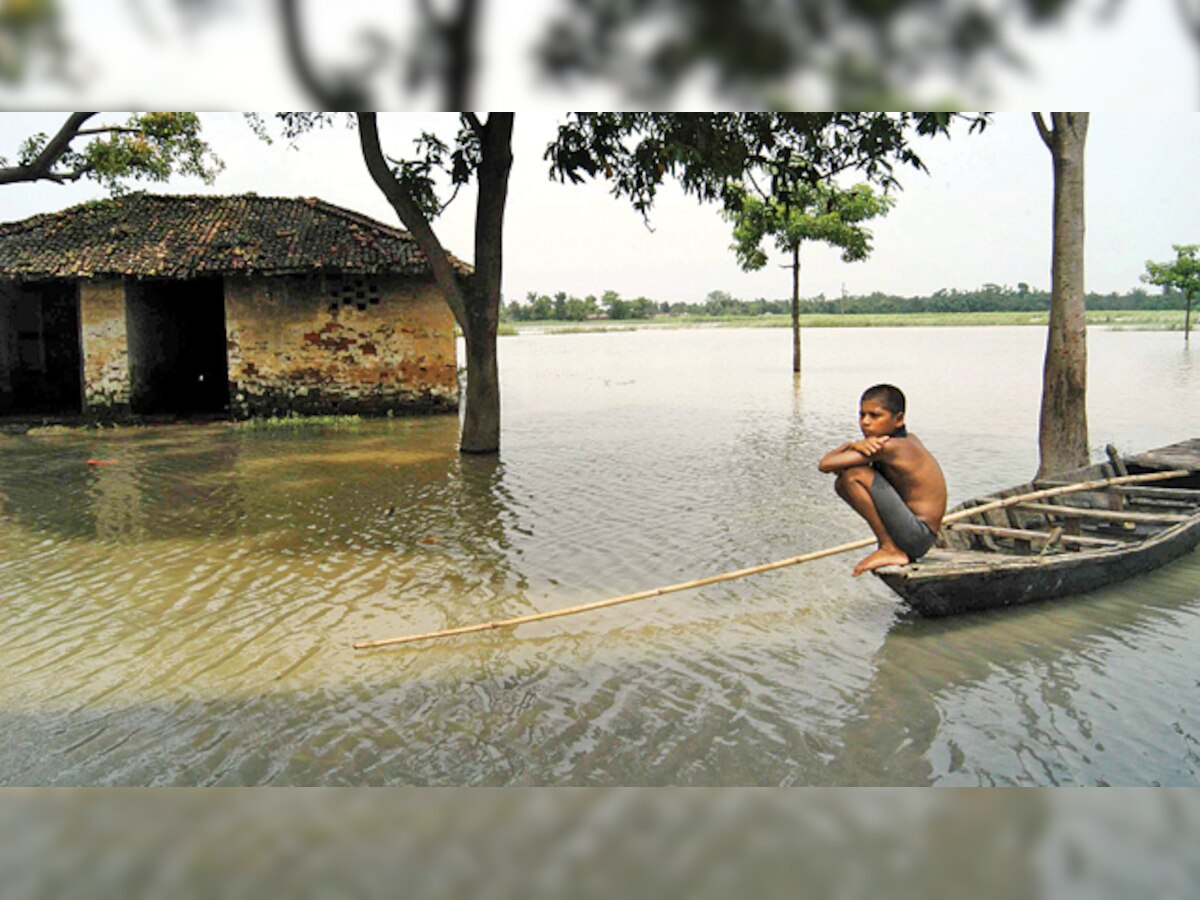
(835, 467, 872, 493)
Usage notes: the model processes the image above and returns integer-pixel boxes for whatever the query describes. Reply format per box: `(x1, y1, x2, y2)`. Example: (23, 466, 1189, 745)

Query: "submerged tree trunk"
(357, 112, 513, 454)
(1033, 112, 1090, 480)
(459, 112, 513, 453)
(791, 243, 802, 373)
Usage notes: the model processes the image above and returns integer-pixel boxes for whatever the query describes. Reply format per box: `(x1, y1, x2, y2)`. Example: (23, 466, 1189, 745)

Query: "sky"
(2, 112, 1198, 305)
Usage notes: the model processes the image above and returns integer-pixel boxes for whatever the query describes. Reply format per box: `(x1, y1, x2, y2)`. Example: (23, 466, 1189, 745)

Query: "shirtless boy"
(818, 384, 947, 576)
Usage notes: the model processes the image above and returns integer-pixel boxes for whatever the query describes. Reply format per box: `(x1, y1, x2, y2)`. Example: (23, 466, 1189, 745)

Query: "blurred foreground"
(2, 789, 1197, 900)
(0, 0, 1196, 108)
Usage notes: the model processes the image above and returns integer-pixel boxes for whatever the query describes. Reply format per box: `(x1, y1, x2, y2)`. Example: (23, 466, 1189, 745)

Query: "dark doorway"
(127, 277, 230, 415)
(0, 281, 83, 415)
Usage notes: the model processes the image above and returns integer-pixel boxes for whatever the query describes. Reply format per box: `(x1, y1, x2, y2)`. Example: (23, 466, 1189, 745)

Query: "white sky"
(2, 112, 1198, 304)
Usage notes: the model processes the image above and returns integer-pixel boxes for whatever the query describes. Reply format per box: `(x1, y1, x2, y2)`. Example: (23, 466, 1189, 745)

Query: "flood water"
(1, 325, 1198, 785)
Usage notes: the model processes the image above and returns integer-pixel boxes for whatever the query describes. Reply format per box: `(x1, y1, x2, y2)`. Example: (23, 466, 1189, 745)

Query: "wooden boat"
(876, 438, 1200, 617)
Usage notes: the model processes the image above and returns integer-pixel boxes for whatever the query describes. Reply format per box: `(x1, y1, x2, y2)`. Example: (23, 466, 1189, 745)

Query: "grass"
(455, 324, 519, 337)
(506, 310, 1190, 333)
(231, 414, 367, 431)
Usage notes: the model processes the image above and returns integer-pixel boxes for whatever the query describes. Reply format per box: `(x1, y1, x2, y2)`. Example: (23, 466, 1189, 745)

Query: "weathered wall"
(79, 280, 131, 414)
(224, 274, 458, 417)
(0, 282, 16, 408)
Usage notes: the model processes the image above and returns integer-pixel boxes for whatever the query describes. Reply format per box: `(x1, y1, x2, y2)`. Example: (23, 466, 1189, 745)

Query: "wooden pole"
(354, 467, 1191, 650)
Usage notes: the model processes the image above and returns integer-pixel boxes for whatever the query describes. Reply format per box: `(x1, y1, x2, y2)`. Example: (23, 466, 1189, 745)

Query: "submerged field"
(2, 326, 1198, 786)
(507, 309, 1188, 334)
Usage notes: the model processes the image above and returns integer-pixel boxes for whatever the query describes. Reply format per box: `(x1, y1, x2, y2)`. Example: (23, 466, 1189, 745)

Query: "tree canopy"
(1143, 244, 1200, 296)
(547, 113, 988, 217)
(726, 182, 893, 272)
(1144, 243, 1200, 340)
(0, 112, 222, 191)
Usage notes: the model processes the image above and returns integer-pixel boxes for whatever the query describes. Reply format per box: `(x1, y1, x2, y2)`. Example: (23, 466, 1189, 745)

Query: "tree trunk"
(791, 243, 802, 373)
(459, 113, 513, 453)
(1033, 112, 1090, 480)
(357, 112, 513, 454)
(1186, 289, 1193, 343)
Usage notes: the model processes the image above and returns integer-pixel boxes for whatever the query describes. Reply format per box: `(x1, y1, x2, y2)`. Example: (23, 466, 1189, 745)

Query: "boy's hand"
(850, 435, 889, 457)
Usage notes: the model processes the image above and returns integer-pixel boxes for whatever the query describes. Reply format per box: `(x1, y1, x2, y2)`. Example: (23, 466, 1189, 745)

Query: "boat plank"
(944, 522, 1124, 548)
(1114, 485, 1200, 500)
(1015, 503, 1188, 524)
(1126, 438, 1200, 471)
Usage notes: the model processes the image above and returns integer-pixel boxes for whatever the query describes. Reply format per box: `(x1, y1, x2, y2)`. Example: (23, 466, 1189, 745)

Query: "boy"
(818, 384, 947, 576)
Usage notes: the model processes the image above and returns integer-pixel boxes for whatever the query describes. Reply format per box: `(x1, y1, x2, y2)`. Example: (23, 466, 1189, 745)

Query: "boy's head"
(859, 384, 907, 438)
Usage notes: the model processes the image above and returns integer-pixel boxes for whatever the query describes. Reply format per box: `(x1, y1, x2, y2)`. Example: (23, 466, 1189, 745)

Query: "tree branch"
(31, 112, 96, 174)
(74, 126, 143, 137)
(355, 112, 467, 327)
(0, 164, 87, 186)
(745, 170, 771, 203)
(1032, 112, 1054, 149)
(463, 112, 485, 140)
(0, 112, 96, 186)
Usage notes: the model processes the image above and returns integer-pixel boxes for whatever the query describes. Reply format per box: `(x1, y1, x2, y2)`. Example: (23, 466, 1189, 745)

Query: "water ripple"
(1, 328, 1199, 784)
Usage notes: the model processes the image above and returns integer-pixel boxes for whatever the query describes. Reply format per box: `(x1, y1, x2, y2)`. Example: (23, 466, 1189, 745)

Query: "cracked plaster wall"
(224, 275, 458, 418)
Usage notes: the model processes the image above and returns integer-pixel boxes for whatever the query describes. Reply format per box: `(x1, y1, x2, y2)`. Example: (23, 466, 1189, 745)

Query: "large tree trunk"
(459, 113, 514, 453)
(1033, 112, 1090, 480)
(791, 243, 802, 373)
(357, 112, 513, 455)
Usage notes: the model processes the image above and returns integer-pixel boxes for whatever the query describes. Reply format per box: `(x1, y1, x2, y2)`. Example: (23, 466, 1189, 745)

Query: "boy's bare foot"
(853, 547, 910, 576)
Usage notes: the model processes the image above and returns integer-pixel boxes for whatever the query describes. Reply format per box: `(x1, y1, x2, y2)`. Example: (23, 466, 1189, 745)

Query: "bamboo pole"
(354, 467, 1191, 650)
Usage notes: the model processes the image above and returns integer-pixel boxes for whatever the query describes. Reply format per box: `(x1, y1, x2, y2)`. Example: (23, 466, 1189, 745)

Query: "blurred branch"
(278, 0, 373, 108)
(0, 0, 72, 85)
(1179, 0, 1200, 39)
(408, 0, 481, 108)
(535, 0, 1111, 107)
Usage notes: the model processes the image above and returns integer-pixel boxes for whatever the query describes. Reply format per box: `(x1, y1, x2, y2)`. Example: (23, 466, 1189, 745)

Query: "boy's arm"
(818, 437, 891, 473)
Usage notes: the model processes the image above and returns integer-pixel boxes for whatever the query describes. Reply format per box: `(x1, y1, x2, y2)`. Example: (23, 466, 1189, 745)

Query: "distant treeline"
(504, 284, 1189, 321)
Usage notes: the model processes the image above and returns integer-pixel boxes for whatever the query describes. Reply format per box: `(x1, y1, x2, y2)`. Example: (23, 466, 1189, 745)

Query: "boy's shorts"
(868, 470, 937, 561)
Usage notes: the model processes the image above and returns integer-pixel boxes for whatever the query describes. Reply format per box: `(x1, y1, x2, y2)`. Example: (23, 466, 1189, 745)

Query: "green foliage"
(547, 113, 988, 218)
(246, 112, 477, 221)
(1143, 245, 1200, 298)
(3, 112, 222, 191)
(1144, 244, 1200, 337)
(508, 284, 1190, 322)
(231, 414, 364, 431)
(0, 0, 61, 83)
(536, 2, 1089, 107)
(726, 181, 894, 271)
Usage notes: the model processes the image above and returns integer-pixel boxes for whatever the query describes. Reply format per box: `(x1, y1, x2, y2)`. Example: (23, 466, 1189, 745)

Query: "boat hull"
(878, 517, 1200, 617)
(876, 438, 1200, 617)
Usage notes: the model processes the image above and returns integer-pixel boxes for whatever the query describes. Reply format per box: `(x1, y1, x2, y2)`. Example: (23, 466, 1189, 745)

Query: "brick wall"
(223, 274, 459, 417)
(79, 280, 131, 414)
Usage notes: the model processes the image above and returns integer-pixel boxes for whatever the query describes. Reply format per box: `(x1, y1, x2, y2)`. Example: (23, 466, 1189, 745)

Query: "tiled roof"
(0, 192, 472, 281)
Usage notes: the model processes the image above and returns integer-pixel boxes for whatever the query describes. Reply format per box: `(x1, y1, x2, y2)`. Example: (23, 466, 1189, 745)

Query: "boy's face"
(859, 398, 904, 438)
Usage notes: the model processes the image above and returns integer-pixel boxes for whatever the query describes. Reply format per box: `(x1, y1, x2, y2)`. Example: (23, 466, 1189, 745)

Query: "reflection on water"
(0, 327, 1197, 785)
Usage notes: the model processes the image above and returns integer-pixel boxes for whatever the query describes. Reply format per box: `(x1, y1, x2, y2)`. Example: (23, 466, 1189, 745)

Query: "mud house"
(0, 193, 466, 420)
